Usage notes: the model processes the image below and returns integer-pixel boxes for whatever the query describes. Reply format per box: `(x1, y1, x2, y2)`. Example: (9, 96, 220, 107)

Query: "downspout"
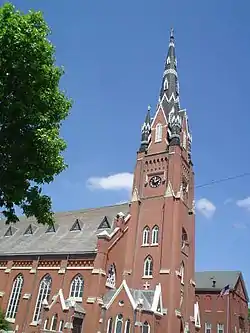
(21, 255, 41, 333)
(100, 306, 106, 333)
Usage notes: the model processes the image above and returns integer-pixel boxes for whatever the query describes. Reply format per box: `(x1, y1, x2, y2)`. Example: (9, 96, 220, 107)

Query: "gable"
(70, 219, 82, 232)
(98, 216, 111, 229)
(46, 224, 56, 233)
(24, 224, 34, 235)
(235, 275, 249, 301)
(4, 226, 17, 237)
(104, 280, 136, 310)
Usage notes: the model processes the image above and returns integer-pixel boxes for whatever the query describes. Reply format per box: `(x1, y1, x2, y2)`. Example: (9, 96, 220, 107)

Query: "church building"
(0, 30, 248, 333)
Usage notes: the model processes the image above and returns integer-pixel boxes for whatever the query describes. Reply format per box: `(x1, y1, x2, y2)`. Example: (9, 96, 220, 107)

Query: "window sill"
(5, 317, 15, 323)
(142, 275, 153, 279)
(141, 244, 150, 247)
(68, 296, 83, 302)
(30, 321, 38, 327)
(151, 243, 158, 247)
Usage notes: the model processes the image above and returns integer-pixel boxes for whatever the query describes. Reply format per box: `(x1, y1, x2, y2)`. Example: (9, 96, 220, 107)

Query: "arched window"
(106, 264, 116, 289)
(33, 274, 52, 322)
(142, 226, 150, 245)
(155, 123, 163, 142)
(114, 314, 123, 333)
(180, 262, 184, 284)
(164, 78, 168, 90)
(143, 321, 150, 333)
(44, 318, 49, 330)
(144, 256, 153, 277)
(181, 228, 188, 249)
(106, 318, 113, 333)
(50, 314, 58, 331)
(59, 320, 64, 332)
(69, 274, 84, 299)
(6, 274, 24, 319)
(124, 319, 131, 333)
(151, 225, 159, 245)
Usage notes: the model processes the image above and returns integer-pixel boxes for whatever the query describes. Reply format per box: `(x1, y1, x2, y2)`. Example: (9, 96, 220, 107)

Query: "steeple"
(159, 28, 180, 117)
(139, 105, 151, 152)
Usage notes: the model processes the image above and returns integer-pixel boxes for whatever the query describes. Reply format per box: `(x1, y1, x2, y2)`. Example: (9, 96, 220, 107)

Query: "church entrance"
(72, 314, 84, 333)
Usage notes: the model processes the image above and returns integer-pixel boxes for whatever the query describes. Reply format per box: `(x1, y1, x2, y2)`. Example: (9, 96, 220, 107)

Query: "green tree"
(0, 308, 10, 331)
(0, 3, 72, 225)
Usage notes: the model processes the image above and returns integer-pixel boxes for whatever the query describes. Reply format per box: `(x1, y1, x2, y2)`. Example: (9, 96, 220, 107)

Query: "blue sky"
(8, 0, 250, 292)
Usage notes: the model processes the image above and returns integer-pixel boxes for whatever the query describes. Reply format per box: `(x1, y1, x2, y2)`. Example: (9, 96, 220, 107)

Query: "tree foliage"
(0, 308, 10, 331)
(0, 3, 72, 225)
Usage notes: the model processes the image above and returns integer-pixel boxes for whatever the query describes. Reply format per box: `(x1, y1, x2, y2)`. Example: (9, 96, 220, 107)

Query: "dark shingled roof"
(195, 271, 249, 301)
(0, 203, 129, 256)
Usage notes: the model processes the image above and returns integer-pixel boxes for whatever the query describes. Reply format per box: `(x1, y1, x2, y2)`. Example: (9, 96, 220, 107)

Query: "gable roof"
(0, 203, 129, 256)
(195, 271, 249, 301)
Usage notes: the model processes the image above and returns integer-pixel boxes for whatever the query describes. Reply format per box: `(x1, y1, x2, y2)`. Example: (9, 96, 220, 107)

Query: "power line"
(195, 172, 250, 189)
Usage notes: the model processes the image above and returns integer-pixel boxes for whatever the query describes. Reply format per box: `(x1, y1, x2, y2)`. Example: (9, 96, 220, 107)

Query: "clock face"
(149, 175, 162, 188)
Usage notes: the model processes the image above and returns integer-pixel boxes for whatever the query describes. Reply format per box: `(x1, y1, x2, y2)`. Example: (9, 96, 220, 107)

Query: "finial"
(147, 104, 151, 111)
(170, 28, 174, 39)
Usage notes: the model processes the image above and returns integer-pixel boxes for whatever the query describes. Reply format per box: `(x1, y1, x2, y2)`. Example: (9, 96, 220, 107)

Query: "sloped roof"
(0, 203, 129, 256)
(195, 271, 241, 290)
(195, 270, 249, 301)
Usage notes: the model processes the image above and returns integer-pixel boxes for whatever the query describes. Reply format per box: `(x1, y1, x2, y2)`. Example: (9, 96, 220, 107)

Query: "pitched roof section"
(0, 203, 129, 256)
(195, 271, 249, 300)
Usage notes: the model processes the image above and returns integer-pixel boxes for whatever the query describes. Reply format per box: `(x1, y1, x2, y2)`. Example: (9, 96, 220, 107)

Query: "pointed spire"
(159, 29, 180, 116)
(139, 105, 151, 152)
(158, 29, 182, 146)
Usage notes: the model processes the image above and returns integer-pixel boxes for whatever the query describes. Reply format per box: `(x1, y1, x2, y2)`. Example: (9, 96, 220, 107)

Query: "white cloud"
(236, 197, 250, 211)
(87, 172, 133, 192)
(196, 198, 216, 219)
(232, 222, 247, 229)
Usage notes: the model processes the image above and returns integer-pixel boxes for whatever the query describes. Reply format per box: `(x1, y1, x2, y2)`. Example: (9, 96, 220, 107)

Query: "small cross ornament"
(143, 281, 150, 290)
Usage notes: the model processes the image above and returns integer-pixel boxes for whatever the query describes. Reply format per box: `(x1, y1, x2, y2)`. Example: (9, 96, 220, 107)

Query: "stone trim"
(0, 291, 5, 297)
(23, 293, 31, 300)
(92, 268, 106, 276)
(159, 269, 170, 274)
(86, 297, 96, 304)
(4, 268, 11, 273)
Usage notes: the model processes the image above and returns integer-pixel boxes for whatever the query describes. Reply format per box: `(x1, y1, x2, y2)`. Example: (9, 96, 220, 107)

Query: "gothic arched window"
(106, 263, 116, 289)
(33, 274, 52, 322)
(180, 262, 184, 284)
(144, 256, 153, 277)
(124, 319, 131, 333)
(164, 78, 169, 90)
(6, 274, 24, 319)
(59, 320, 64, 332)
(69, 274, 84, 299)
(155, 123, 163, 142)
(50, 314, 58, 331)
(142, 226, 150, 245)
(181, 228, 188, 249)
(106, 318, 113, 333)
(151, 225, 159, 245)
(44, 318, 49, 330)
(143, 321, 150, 333)
(114, 314, 123, 333)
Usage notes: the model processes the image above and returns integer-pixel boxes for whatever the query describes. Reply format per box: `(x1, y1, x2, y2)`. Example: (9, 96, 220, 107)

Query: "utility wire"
(195, 172, 250, 189)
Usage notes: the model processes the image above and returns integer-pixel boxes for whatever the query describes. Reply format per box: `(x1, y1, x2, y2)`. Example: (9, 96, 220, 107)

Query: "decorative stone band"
(0, 291, 5, 297)
(163, 68, 178, 77)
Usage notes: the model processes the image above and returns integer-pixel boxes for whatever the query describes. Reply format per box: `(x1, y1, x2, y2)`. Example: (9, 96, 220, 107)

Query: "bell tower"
(124, 30, 196, 333)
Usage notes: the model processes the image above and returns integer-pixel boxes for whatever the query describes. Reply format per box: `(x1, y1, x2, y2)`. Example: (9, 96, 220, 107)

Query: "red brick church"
(0, 30, 248, 333)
